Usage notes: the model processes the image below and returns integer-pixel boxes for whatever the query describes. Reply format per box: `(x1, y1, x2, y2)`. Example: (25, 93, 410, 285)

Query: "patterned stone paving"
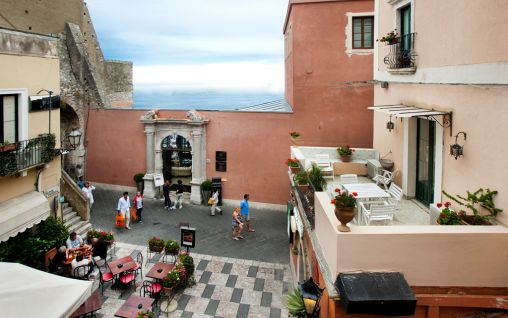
(91, 242, 292, 318)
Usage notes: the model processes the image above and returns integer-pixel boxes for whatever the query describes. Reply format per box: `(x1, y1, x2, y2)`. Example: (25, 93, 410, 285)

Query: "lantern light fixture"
(298, 277, 325, 317)
(450, 131, 466, 160)
(386, 115, 395, 132)
(54, 129, 82, 155)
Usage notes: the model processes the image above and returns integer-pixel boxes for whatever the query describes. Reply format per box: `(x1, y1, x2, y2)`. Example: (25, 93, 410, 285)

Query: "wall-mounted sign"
(29, 95, 61, 112)
(153, 174, 164, 187)
(180, 226, 196, 248)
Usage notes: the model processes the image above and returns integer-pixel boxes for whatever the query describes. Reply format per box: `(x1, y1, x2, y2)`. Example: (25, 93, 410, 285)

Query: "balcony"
(383, 32, 417, 74)
(0, 134, 56, 177)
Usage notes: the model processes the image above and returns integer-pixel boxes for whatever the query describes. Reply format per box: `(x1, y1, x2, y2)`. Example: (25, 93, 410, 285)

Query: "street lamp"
(450, 131, 466, 160)
(299, 277, 325, 317)
(36, 89, 53, 135)
(54, 129, 82, 155)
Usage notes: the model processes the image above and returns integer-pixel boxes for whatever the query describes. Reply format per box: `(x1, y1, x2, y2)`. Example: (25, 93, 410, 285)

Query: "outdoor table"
(342, 183, 390, 225)
(107, 256, 137, 277)
(114, 295, 154, 318)
(70, 290, 102, 318)
(146, 262, 174, 281)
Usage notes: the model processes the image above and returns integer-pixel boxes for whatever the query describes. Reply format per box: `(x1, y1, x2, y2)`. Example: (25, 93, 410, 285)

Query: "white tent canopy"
(0, 262, 93, 318)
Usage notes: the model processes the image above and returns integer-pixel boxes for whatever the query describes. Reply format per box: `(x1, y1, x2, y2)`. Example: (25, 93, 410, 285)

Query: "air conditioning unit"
(366, 159, 382, 179)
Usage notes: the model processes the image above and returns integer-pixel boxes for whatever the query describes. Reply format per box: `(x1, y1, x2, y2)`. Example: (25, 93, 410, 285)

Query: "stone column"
(190, 129, 203, 204)
(143, 124, 157, 198)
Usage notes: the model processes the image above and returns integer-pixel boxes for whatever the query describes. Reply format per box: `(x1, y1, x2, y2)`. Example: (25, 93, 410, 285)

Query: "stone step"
(61, 202, 69, 210)
(68, 218, 88, 234)
(62, 206, 74, 216)
(65, 215, 82, 228)
(74, 222, 92, 238)
(62, 210, 78, 222)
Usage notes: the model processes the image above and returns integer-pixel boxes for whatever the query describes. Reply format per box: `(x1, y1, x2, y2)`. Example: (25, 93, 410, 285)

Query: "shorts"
(240, 214, 249, 222)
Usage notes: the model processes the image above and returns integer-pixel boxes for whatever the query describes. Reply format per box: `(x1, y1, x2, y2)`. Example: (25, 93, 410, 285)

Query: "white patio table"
(342, 183, 390, 224)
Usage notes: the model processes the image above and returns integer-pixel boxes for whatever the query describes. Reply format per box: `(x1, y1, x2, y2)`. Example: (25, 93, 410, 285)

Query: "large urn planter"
(340, 155, 351, 162)
(335, 207, 356, 232)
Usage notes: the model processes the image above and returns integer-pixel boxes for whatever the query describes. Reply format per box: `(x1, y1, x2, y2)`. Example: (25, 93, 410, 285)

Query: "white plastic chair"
(373, 169, 396, 190)
(315, 154, 334, 180)
(359, 202, 396, 225)
(340, 174, 358, 184)
(386, 183, 403, 206)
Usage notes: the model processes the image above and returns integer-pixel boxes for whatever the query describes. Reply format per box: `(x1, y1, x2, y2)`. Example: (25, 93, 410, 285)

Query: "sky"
(86, 0, 288, 94)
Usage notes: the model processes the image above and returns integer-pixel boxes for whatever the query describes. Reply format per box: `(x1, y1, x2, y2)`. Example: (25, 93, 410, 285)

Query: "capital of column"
(145, 124, 155, 134)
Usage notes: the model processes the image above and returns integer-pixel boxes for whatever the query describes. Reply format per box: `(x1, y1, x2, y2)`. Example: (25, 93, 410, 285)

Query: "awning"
(0, 262, 93, 318)
(0, 191, 50, 242)
(335, 272, 417, 316)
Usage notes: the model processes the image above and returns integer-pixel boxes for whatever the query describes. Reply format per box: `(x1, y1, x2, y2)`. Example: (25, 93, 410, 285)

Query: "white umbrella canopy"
(0, 262, 93, 318)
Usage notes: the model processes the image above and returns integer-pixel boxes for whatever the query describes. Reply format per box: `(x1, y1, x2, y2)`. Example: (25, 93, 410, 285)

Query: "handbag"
(131, 208, 137, 221)
(208, 197, 213, 205)
(115, 212, 125, 227)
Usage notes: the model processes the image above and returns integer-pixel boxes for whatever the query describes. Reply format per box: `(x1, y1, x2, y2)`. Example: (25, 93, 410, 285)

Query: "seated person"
(71, 253, 91, 278)
(66, 231, 91, 253)
(49, 246, 68, 274)
(91, 238, 108, 261)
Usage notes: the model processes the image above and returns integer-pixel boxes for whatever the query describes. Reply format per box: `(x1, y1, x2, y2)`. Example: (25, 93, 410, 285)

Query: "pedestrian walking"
(133, 191, 144, 224)
(172, 179, 184, 209)
(82, 182, 96, 208)
(240, 194, 255, 232)
(117, 191, 131, 230)
(163, 180, 172, 210)
(210, 189, 222, 216)
(232, 207, 244, 240)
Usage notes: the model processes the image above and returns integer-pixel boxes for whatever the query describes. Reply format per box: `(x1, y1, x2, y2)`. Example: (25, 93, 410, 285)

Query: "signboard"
(153, 174, 164, 187)
(293, 207, 304, 238)
(180, 226, 196, 248)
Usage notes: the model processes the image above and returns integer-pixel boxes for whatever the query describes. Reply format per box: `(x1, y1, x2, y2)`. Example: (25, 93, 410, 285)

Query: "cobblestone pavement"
(92, 242, 292, 318)
(90, 187, 290, 264)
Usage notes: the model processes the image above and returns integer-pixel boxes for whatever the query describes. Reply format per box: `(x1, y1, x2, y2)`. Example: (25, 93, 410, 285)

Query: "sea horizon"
(132, 90, 284, 110)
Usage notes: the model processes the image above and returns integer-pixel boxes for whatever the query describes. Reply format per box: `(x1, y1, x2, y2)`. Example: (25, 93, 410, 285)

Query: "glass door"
(415, 119, 435, 205)
(400, 5, 411, 51)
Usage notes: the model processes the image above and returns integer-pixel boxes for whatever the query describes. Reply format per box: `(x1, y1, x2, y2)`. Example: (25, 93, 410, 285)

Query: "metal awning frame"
(369, 104, 453, 136)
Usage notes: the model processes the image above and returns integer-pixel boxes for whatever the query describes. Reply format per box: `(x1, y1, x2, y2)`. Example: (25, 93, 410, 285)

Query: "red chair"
(140, 280, 163, 305)
(95, 260, 114, 295)
(117, 271, 136, 296)
(132, 252, 143, 278)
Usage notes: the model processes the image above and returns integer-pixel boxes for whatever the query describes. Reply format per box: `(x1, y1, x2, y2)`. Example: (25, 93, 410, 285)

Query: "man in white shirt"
(71, 253, 91, 278)
(82, 182, 96, 208)
(117, 191, 131, 230)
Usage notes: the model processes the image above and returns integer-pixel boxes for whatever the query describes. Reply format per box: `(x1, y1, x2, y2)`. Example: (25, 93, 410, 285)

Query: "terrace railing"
(383, 32, 416, 69)
(291, 163, 316, 229)
(0, 134, 56, 176)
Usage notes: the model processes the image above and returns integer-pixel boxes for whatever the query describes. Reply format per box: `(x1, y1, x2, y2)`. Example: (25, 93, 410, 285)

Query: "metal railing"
(291, 163, 317, 228)
(383, 32, 416, 69)
(0, 134, 56, 176)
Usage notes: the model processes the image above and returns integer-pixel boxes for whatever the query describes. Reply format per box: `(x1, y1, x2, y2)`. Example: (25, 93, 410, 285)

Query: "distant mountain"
(133, 90, 284, 110)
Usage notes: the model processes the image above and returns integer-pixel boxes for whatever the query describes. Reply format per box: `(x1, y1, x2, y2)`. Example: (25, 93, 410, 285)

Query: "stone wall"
(105, 60, 133, 108)
(0, 28, 58, 58)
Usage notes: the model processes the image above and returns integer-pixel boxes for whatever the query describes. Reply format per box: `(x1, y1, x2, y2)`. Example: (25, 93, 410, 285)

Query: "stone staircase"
(62, 201, 92, 237)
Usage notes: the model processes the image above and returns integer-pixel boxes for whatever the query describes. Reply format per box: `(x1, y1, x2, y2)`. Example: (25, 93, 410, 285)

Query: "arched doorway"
(60, 103, 81, 178)
(161, 134, 192, 192)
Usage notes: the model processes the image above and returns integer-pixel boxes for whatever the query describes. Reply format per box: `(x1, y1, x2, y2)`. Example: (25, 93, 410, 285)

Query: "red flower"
(439, 213, 446, 218)
(340, 202, 345, 206)
(330, 199, 336, 204)
(352, 192, 358, 197)
(436, 203, 443, 208)
(334, 188, 340, 193)
(444, 202, 451, 208)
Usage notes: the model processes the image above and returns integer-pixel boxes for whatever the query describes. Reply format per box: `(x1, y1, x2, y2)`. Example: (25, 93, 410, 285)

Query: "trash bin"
(211, 177, 222, 206)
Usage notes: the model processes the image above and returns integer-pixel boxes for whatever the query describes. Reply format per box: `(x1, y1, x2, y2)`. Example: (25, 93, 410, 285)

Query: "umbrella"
(0, 262, 93, 318)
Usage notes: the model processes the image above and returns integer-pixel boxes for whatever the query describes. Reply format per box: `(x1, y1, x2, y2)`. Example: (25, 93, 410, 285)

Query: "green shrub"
(178, 252, 195, 277)
(201, 179, 212, 191)
(133, 173, 145, 183)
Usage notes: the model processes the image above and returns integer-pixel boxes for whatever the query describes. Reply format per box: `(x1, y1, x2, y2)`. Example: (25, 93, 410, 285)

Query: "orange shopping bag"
(115, 212, 125, 227)
(131, 208, 137, 221)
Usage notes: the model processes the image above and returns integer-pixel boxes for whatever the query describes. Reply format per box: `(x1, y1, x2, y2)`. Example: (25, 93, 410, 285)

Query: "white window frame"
(345, 12, 375, 56)
(0, 89, 28, 143)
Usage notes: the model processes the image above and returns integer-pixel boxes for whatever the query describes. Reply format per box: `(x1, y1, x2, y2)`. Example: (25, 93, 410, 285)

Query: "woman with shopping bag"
(117, 192, 131, 230)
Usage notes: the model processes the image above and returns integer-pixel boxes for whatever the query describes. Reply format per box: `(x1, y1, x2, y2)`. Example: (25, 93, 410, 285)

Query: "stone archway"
(141, 110, 208, 204)
(60, 103, 84, 178)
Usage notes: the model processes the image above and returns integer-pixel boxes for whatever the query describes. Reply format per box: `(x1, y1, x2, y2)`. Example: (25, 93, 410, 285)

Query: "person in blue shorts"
(240, 194, 254, 232)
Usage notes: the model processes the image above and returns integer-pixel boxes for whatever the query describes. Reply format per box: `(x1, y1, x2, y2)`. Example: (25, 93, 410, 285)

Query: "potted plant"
(133, 173, 145, 193)
(86, 228, 114, 245)
(337, 145, 354, 162)
(331, 188, 358, 232)
(435, 202, 464, 225)
(137, 310, 154, 318)
(286, 158, 300, 174)
(290, 131, 300, 146)
(307, 163, 327, 191)
(378, 30, 400, 45)
(174, 263, 188, 286)
(201, 179, 213, 206)
(443, 188, 502, 225)
(39, 133, 56, 163)
(162, 269, 181, 294)
(0, 141, 16, 152)
(148, 236, 165, 253)
(164, 239, 180, 255)
(294, 172, 309, 192)
(286, 288, 306, 317)
(178, 252, 195, 277)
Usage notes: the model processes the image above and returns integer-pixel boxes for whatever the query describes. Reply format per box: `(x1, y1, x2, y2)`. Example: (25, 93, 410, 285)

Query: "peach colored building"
(285, 0, 374, 148)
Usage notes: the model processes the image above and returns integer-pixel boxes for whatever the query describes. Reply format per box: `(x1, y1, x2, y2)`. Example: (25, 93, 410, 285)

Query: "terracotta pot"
(0, 144, 16, 152)
(163, 286, 175, 295)
(149, 246, 164, 253)
(334, 207, 356, 232)
(340, 155, 351, 162)
(289, 166, 300, 174)
(297, 184, 309, 192)
(165, 248, 180, 255)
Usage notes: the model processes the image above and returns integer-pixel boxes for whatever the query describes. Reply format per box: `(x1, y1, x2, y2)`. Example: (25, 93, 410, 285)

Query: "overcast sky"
(86, 0, 287, 93)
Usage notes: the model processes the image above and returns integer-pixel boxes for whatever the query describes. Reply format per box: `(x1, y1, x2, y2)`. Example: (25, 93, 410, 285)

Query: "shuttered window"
(1, 95, 18, 143)
(352, 16, 374, 49)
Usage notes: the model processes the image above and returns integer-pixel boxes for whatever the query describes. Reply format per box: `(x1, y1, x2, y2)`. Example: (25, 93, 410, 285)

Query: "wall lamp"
(54, 129, 82, 155)
(386, 115, 395, 132)
(450, 131, 466, 160)
(299, 277, 325, 317)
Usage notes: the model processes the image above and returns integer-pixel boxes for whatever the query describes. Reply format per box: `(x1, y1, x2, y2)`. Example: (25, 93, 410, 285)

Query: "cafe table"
(342, 183, 391, 224)
(107, 256, 137, 276)
(114, 295, 154, 318)
(146, 262, 174, 281)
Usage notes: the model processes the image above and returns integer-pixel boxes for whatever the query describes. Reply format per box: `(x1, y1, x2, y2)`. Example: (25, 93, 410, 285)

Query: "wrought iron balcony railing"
(290, 163, 316, 229)
(383, 32, 416, 70)
(0, 134, 56, 176)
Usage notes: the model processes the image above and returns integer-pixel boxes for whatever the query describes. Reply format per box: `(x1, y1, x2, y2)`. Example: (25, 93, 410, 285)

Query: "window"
(1, 95, 18, 143)
(352, 16, 374, 49)
(216, 151, 227, 172)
